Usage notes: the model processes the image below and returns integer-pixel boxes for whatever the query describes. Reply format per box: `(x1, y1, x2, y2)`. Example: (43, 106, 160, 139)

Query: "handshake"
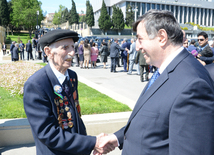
(93, 133, 118, 155)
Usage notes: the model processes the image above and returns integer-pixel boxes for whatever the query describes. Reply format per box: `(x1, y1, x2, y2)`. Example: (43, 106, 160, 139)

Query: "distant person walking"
(83, 39, 91, 69)
(2, 42, 7, 55)
(19, 40, 25, 60)
(26, 40, 34, 60)
(10, 41, 15, 61)
(12, 43, 20, 61)
(78, 40, 84, 68)
(91, 42, 99, 68)
(99, 42, 109, 69)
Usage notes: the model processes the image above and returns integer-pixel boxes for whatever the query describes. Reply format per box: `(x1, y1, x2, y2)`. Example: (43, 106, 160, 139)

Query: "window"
(142, 3, 146, 14)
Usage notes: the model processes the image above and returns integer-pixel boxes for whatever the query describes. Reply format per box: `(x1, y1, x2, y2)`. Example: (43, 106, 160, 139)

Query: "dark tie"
(63, 76, 75, 108)
(145, 69, 160, 92)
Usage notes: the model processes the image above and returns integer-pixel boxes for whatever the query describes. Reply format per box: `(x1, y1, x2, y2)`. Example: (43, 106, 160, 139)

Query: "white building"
(91, 0, 214, 28)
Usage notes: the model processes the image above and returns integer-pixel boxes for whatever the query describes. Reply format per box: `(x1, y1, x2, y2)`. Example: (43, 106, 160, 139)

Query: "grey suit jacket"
(109, 42, 125, 58)
(115, 48, 214, 155)
(128, 42, 137, 60)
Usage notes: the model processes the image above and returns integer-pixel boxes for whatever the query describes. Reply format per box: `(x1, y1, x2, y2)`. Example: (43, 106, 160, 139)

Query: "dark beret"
(39, 29, 79, 50)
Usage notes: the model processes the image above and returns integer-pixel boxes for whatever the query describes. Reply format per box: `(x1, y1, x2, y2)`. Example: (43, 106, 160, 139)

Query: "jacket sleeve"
(23, 79, 96, 154)
(169, 78, 214, 154)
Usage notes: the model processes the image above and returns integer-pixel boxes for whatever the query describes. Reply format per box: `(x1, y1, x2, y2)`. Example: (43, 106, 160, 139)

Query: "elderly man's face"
(50, 38, 75, 74)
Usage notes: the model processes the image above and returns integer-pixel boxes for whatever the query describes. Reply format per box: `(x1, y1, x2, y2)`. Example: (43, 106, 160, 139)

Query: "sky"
(39, 0, 86, 14)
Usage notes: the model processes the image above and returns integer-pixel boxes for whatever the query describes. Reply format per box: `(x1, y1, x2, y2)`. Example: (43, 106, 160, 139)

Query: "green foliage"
(98, 0, 112, 32)
(125, 4, 134, 27)
(186, 22, 214, 31)
(79, 15, 86, 23)
(69, 0, 79, 25)
(86, 1, 94, 27)
(0, 0, 9, 27)
(62, 7, 69, 23)
(5, 37, 11, 44)
(11, 0, 43, 34)
(53, 5, 66, 25)
(181, 27, 188, 30)
(7, 33, 30, 44)
(112, 5, 125, 32)
(17, 36, 21, 43)
(78, 82, 131, 115)
(0, 87, 26, 119)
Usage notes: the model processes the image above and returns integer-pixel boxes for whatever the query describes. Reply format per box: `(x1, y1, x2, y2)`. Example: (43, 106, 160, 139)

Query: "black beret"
(39, 29, 79, 50)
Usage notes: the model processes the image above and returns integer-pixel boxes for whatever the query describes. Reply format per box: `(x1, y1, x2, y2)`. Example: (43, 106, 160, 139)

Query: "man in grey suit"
(96, 10, 214, 155)
(109, 38, 126, 73)
(127, 39, 139, 75)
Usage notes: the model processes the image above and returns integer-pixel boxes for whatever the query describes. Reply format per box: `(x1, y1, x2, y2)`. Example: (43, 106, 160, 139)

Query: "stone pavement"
(0, 55, 152, 155)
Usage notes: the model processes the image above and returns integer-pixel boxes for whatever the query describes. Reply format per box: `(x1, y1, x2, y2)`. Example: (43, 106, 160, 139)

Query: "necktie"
(145, 69, 160, 92)
(63, 76, 75, 108)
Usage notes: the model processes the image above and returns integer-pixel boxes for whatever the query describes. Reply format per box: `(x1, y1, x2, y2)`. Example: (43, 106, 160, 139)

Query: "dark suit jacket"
(2, 44, 7, 51)
(115, 49, 214, 155)
(10, 44, 15, 52)
(205, 63, 214, 81)
(26, 42, 32, 52)
(110, 42, 125, 58)
(121, 42, 130, 58)
(12, 46, 19, 59)
(200, 45, 213, 57)
(24, 64, 96, 155)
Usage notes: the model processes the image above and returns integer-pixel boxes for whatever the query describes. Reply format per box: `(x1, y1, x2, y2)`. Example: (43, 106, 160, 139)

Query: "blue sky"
(39, 0, 86, 14)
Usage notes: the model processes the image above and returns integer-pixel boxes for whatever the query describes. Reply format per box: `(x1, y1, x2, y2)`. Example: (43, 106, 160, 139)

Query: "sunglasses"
(197, 39, 205, 42)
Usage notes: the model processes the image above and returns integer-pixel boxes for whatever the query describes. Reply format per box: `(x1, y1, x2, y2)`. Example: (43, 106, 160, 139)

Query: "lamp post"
(133, 7, 138, 21)
(36, 10, 39, 38)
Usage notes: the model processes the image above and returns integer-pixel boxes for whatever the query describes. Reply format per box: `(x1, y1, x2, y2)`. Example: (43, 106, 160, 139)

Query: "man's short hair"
(133, 9, 183, 45)
(197, 31, 208, 39)
(123, 38, 127, 42)
(190, 40, 196, 44)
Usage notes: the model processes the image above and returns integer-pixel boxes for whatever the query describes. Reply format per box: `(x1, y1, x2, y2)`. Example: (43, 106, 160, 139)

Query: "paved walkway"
(0, 54, 152, 155)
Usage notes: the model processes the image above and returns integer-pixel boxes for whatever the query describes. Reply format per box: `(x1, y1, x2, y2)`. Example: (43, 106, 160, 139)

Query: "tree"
(11, 0, 43, 37)
(62, 8, 70, 23)
(86, 4, 94, 27)
(125, 4, 134, 27)
(69, 0, 79, 25)
(85, 0, 90, 22)
(112, 5, 125, 33)
(79, 10, 86, 23)
(0, 0, 9, 27)
(52, 5, 66, 25)
(98, 0, 112, 33)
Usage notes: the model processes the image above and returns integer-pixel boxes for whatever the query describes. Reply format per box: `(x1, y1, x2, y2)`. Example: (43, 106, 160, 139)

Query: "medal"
(54, 85, 62, 94)
(60, 109, 64, 113)
(65, 106, 70, 111)
(59, 99, 63, 103)
(68, 121, 73, 128)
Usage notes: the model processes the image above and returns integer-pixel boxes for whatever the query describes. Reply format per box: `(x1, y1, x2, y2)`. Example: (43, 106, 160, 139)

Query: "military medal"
(54, 85, 62, 94)
(68, 121, 73, 128)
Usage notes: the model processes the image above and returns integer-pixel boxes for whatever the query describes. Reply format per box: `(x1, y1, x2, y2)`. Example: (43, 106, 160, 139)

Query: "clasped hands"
(93, 133, 118, 155)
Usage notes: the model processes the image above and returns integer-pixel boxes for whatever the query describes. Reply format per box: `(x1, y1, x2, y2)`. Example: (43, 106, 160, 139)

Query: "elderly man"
(96, 10, 214, 155)
(12, 43, 20, 61)
(24, 30, 114, 155)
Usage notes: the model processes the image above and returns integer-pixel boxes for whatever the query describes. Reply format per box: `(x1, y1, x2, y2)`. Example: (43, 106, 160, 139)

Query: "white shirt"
(49, 62, 69, 84)
(159, 46, 184, 74)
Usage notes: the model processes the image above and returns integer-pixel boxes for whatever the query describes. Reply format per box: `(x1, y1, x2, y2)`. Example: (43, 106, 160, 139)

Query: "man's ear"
(44, 46, 53, 58)
(157, 29, 168, 47)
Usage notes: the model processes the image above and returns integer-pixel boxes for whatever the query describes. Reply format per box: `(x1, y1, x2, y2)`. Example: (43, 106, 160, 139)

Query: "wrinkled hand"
(93, 134, 118, 155)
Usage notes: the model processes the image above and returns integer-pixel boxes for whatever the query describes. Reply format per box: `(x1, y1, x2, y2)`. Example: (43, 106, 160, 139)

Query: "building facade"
(91, 0, 214, 28)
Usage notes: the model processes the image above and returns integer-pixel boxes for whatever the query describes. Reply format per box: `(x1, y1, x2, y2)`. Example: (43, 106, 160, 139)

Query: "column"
(210, 10, 213, 26)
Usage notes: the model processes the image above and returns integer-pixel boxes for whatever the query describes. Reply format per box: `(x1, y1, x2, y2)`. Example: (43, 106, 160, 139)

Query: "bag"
(96, 58, 100, 63)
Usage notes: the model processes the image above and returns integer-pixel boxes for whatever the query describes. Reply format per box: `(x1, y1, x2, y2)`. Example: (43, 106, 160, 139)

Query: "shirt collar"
(200, 44, 208, 50)
(49, 62, 69, 85)
(159, 46, 184, 74)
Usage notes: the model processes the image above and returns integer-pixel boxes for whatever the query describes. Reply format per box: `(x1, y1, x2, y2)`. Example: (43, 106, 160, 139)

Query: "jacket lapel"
(125, 49, 190, 130)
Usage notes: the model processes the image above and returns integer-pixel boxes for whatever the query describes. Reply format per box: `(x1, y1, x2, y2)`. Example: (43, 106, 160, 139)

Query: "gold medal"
(65, 106, 70, 111)
(68, 121, 73, 128)
(67, 112, 72, 118)
(59, 99, 63, 103)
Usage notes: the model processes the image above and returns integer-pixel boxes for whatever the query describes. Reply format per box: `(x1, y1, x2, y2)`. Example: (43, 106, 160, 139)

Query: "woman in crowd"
(99, 42, 109, 69)
(90, 42, 99, 68)
(83, 39, 91, 69)
(78, 40, 84, 68)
